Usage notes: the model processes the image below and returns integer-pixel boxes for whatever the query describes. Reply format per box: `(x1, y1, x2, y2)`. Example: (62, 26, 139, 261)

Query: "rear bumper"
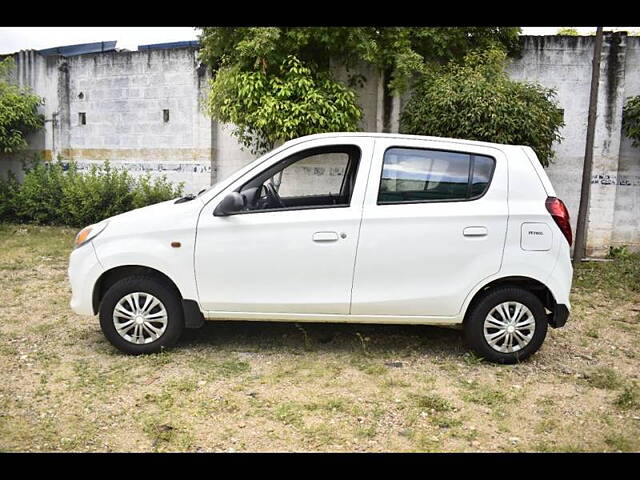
(548, 303, 570, 329)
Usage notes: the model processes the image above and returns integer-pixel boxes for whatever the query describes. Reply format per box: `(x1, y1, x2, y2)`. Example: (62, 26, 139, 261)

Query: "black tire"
(99, 275, 184, 354)
(463, 287, 548, 364)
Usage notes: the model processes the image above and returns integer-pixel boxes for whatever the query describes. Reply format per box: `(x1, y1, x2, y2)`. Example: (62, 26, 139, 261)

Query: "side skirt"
(202, 310, 462, 326)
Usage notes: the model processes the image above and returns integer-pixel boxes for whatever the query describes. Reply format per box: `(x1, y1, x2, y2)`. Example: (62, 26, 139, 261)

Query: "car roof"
(285, 132, 523, 151)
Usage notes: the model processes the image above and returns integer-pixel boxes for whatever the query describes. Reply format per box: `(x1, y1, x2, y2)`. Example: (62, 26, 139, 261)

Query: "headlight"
(74, 221, 108, 248)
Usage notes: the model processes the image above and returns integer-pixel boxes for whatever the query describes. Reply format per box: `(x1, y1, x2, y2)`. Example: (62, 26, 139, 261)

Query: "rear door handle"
(463, 226, 488, 237)
(313, 231, 339, 242)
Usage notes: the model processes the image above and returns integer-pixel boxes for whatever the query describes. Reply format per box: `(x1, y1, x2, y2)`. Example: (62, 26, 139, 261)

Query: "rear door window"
(378, 147, 495, 204)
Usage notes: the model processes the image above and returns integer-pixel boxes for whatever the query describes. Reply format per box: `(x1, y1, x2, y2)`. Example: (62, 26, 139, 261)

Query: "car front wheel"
(463, 287, 548, 364)
(99, 275, 184, 354)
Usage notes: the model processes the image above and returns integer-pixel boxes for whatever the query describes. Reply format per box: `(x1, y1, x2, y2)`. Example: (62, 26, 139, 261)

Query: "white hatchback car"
(68, 133, 573, 363)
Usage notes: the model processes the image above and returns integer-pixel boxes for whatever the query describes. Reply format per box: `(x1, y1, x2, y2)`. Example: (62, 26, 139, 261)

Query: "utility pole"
(573, 26, 604, 263)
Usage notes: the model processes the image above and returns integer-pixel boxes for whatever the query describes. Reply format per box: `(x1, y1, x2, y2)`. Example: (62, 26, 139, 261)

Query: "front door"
(194, 139, 374, 315)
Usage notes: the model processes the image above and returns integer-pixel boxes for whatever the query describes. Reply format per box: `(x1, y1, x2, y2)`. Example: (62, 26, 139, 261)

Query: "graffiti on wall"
(591, 173, 640, 186)
(59, 160, 212, 174)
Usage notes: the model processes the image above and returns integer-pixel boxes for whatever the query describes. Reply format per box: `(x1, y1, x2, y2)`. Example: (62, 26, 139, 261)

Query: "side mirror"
(213, 192, 245, 217)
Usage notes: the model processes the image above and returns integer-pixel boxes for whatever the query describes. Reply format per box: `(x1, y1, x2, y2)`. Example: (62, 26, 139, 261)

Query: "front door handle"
(313, 231, 339, 242)
(463, 226, 488, 237)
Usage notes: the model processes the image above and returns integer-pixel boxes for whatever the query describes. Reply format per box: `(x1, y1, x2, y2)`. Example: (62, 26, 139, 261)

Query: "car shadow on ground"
(177, 320, 468, 358)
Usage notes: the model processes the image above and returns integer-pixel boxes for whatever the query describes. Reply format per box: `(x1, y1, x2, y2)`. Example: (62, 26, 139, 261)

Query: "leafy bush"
(0, 169, 19, 220)
(399, 49, 565, 167)
(622, 95, 640, 147)
(607, 245, 631, 259)
(0, 158, 184, 227)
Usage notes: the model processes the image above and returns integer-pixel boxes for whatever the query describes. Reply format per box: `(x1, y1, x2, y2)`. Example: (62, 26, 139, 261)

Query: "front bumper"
(68, 242, 104, 316)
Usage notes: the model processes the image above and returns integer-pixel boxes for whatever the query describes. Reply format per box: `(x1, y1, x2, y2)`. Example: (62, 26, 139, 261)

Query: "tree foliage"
(622, 95, 640, 148)
(198, 27, 521, 152)
(199, 27, 521, 93)
(556, 28, 580, 36)
(399, 49, 565, 167)
(207, 56, 362, 154)
(0, 57, 44, 154)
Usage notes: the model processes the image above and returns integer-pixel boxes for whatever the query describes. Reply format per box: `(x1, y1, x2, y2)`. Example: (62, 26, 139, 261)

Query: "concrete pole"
(573, 27, 604, 263)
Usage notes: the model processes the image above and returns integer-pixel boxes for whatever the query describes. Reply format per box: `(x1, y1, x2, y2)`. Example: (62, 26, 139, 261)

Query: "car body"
(68, 132, 573, 363)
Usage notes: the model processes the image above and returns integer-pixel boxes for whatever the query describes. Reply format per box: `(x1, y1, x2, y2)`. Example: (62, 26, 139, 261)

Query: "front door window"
(237, 145, 361, 212)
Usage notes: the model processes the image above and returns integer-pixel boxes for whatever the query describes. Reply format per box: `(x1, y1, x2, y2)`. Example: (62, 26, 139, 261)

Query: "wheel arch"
(93, 264, 205, 329)
(92, 265, 182, 315)
(462, 276, 557, 324)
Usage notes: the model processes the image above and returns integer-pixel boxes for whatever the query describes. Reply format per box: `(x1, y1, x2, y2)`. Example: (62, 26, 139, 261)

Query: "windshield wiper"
(175, 193, 196, 204)
(174, 189, 207, 204)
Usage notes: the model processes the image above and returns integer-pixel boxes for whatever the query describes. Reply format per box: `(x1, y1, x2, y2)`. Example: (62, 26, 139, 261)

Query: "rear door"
(351, 138, 509, 318)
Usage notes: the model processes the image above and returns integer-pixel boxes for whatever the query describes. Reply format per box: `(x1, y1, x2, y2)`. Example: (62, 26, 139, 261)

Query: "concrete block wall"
(3, 35, 640, 255)
(506, 36, 596, 245)
(62, 48, 214, 192)
(506, 33, 640, 256)
(612, 38, 640, 250)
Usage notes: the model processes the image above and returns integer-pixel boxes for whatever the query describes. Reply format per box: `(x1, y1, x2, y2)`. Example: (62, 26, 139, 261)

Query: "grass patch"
(459, 380, 509, 408)
(413, 393, 454, 412)
(574, 252, 640, 299)
(585, 366, 623, 390)
(535, 418, 559, 434)
(273, 402, 304, 428)
(303, 423, 339, 447)
(0, 224, 75, 262)
(189, 354, 251, 380)
(604, 433, 637, 452)
(614, 382, 640, 410)
(141, 416, 194, 452)
(349, 357, 386, 376)
(216, 358, 251, 377)
(304, 397, 351, 414)
(429, 414, 462, 429)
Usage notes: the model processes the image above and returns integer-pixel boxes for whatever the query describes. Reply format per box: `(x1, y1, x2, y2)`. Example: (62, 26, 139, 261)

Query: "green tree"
(556, 28, 580, 36)
(0, 57, 44, 154)
(208, 56, 361, 154)
(622, 95, 640, 148)
(399, 49, 565, 167)
(198, 27, 521, 152)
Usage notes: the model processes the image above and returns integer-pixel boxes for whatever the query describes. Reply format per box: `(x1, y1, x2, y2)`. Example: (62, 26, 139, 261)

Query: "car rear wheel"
(99, 275, 184, 354)
(464, 287, 548, 364)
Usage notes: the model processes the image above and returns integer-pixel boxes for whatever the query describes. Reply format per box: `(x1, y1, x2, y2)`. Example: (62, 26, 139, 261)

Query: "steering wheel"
(263, 182, 285, 209)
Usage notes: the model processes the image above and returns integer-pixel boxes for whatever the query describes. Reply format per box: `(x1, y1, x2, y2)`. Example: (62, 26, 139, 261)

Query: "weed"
(294, 323, 312, 350)
(463, 352, 484, 366)
(355, 331, 370, 356)
(604, 433, 636, 452)
(460, 380, 509, 408)
(585, 366, 623, 390)
(273, 402, 304, 428)
(585, 327, 600, 339)
(413, 393, 454, 412)
(614, 382, 639, 410)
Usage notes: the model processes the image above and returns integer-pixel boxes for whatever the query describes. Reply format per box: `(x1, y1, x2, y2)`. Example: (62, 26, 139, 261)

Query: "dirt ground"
(0, 223, 638, 452)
